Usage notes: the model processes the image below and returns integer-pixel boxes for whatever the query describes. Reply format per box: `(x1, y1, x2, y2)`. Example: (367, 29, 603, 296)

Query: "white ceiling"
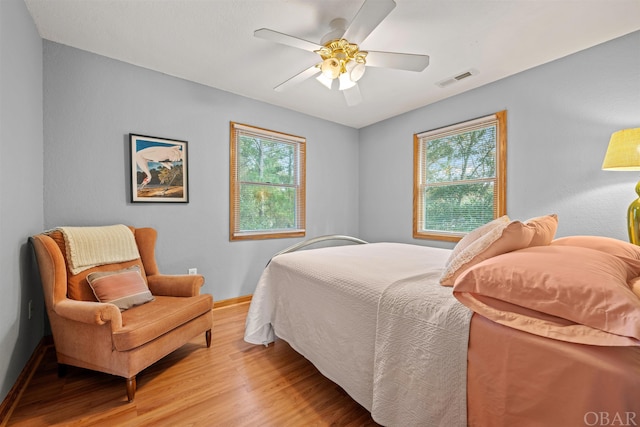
(24, 0, 640, 129)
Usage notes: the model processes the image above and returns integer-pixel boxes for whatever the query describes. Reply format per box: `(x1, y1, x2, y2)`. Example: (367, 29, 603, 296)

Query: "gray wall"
(359, 31, 640, 247)
(43, 41, 360, 302)
(0, 0, 45, 403)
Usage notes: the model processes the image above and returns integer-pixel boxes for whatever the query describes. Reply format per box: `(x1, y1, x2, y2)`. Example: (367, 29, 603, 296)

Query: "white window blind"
(413, 111, 506, 241)
(230, 122, 306, 241)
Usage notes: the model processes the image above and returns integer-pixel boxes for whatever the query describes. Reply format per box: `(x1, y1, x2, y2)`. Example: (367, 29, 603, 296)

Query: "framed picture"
(130, 133, 189, 203)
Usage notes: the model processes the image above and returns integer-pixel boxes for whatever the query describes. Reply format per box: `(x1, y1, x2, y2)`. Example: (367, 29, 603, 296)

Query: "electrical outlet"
(188, 268, 197, 275)
(28, 300, 33, 320)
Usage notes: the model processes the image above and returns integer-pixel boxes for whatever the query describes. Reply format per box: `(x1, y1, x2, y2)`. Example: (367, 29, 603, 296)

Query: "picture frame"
(130, 133, 189, 203)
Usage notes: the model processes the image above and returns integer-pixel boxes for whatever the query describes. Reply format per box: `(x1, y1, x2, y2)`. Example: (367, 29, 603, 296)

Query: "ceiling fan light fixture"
(315, 38, 368, 83)
(316, 73, 335, 89)
(338, 73, 356, 91)
(348, 62, 366, 82)
(334, 50, 348, 62)
(320, 58, 341, 79)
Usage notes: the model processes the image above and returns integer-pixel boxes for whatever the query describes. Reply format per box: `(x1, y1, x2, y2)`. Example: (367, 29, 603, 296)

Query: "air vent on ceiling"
(436, 69, 477, 88)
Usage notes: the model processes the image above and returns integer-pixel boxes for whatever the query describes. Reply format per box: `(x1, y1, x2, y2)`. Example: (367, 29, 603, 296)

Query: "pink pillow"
(87, 266, 154, 311)
(440, 218, 535, 286)
(525, 214, 558, 246)
(445, 215, 510, 267)
(551, 235, 640, 259)
(453, 246, 640, 346)
(630, 277, 640, 299)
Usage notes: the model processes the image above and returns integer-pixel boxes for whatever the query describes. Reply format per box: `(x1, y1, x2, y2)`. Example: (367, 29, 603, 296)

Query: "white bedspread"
(372, 271, 472, 427)
(244, 243, 471, 426)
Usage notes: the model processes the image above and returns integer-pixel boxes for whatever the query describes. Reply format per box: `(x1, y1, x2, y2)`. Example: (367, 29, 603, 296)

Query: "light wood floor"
(5, 302, 380, 426)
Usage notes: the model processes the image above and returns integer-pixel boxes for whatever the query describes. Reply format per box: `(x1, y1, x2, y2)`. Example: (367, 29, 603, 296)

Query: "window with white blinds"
(413, 111, 507, 241)
(230, 122, 306, 241)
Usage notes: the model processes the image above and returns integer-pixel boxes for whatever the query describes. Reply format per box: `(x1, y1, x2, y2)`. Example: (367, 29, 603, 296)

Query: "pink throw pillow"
(525, 214, 558, 246)
(445, 215, 510, 267)
(87, 266, 154, 311)
(440, 218, 535, 287)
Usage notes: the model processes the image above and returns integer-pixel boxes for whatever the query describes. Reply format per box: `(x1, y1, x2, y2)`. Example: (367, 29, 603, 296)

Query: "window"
(230, 122, 306, 241)
(413, 111, 506, 242)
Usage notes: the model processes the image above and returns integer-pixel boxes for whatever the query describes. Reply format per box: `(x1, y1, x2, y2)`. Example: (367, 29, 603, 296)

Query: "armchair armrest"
(53, 299, 123, 330)
(147, 274, 204, 297)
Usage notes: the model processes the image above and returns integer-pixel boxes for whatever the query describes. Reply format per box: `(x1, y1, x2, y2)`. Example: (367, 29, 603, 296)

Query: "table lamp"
(602, 127, 640, 244)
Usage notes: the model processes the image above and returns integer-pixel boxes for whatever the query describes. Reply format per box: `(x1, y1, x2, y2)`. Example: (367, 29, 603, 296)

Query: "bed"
(244, 216, 640, 426)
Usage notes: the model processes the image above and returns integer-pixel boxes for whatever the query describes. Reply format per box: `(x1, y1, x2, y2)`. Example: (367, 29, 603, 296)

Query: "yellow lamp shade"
(602, 128, 640, 170)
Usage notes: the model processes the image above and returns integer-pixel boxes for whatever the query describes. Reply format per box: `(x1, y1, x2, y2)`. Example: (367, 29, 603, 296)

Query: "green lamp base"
(628, 180, 640, 245)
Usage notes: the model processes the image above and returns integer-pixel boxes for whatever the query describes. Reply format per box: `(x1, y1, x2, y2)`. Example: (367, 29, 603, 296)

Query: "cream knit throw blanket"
(49, 224, 141, 274)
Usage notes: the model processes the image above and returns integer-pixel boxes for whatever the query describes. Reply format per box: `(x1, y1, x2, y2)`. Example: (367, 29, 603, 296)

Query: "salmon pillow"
(551, 235, 640, 259)
(525, 214, 558, 246)
(629, 277, 640, 299)
(445, 215, 510, 267)
(440, 217, 535, 286)
(87, 265, 154, 311)
(453, 245, 640, 346)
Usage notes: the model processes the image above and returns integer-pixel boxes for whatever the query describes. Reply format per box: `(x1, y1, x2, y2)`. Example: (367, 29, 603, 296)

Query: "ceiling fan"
(254, 0, 430, 106)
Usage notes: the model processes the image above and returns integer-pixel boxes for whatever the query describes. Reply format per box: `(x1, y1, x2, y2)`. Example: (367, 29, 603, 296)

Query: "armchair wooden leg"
(205, 329, 212, 348)
(126, 376, 136, 402)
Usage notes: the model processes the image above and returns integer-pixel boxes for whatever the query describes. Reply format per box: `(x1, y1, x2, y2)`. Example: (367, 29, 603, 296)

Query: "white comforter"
(373, 271, 472, 426)
(244, 243, 471, 426)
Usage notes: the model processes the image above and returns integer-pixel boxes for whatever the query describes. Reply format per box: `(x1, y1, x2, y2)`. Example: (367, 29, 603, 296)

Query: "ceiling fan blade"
(343, 84, 362, 106)
(342, 0, 396, 45)
(254, 28, 322, 52)
(365, 51, 430, 72)
(274, 65, 320, 92)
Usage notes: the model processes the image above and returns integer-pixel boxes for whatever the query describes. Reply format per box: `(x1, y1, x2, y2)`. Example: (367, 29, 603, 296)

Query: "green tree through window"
(414, 111, 506, 241)
(230, 123, 306, 241)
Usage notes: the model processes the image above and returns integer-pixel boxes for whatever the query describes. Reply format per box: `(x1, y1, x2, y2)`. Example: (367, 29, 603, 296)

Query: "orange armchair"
(30, 226, 213, 402)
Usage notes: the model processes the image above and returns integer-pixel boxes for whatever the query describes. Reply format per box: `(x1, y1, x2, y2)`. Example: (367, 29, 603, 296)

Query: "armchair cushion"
(87, 266, 154, 311)
(113, 294, 213, 351)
